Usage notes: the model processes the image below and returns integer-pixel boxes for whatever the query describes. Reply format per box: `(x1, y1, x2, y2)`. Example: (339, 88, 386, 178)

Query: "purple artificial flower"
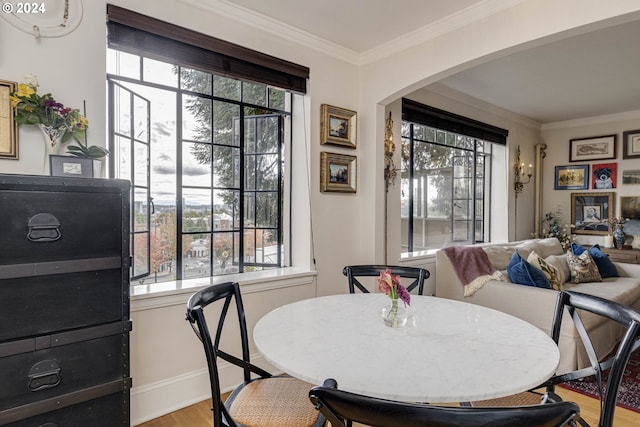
(397, 284, 411, 306)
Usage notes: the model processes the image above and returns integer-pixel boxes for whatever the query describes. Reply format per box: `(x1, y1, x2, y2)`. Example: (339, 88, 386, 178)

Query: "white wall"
(3, 0, 640, 424)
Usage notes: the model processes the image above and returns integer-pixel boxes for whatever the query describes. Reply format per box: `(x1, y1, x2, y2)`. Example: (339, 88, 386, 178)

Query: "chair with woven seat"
(309, 382, 580, 427)
(186, 282, 328, 427)
(536, 290, 640, 427)
(342, 265, 429, 295)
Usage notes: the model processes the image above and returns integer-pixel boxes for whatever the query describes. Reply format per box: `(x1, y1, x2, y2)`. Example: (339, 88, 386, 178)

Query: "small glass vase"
(381, 298, 408, 328)
(612, 225, 625, 249)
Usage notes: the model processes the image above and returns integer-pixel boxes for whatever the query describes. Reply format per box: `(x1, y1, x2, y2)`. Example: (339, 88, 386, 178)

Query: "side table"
(598, 246, 640, 264)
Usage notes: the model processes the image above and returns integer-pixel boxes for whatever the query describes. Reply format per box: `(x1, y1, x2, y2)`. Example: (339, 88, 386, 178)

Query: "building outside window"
(401, 99, 507, 253)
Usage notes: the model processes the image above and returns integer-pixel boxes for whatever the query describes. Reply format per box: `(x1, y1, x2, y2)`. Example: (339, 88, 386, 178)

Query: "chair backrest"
(186, 282, 271, 427)
(546, 290, 640, 427)
(342, 265, 429, 295)
(309, 385, 580, 427)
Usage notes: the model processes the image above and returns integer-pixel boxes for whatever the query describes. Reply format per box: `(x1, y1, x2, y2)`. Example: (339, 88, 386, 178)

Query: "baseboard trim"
(131, 353, 270, 425)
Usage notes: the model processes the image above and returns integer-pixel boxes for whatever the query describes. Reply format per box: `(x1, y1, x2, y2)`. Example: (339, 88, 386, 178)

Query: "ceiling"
(210, 0, 640, 124)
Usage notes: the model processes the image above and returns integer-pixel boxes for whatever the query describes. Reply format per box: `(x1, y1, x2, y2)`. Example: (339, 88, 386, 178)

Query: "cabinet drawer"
(0, 379, 130, 426)
(0, 269, 126, 342)
(0, 323, 130, 412)
(0, 190, 126, 265)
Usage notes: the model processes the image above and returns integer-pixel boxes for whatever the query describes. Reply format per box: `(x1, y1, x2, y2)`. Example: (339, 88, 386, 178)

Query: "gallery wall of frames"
(552, 130, 640, 238)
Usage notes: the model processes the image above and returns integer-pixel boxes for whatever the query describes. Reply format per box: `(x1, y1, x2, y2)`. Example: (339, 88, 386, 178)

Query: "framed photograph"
(571, 192, 614, 235)
(591, 162, 617, 189)
(622, 129, 640, 159)
(622, 170, 640, 185)
(569, 135, 616, 162)
(320, 104, 357, 148)
(49, 155, 94, 178)
(621, 196, 640, 220)
(554, 165, 588, 190)
(0, 79, 18, 159)
(320, 152, 356, 193)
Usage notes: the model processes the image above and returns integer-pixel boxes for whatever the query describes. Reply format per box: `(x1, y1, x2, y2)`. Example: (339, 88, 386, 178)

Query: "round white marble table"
(253, 293, 559, 403)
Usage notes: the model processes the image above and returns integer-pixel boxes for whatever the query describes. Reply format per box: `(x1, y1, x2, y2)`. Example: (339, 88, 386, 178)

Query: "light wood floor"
(137, 387, 639, 426)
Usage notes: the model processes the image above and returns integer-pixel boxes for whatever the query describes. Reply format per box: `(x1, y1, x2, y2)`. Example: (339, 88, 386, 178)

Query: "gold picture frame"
(320, 104, 357, 148)
(320, 152, 356, 193)
(0, 80, 18, 159)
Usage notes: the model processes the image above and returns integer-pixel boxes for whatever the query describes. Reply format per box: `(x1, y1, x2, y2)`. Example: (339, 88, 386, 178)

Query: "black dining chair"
(535, 290, 640, 427)
(342, 265, 429, 295)
(309, 381, 580, 427)
(186, 282, 328, 427)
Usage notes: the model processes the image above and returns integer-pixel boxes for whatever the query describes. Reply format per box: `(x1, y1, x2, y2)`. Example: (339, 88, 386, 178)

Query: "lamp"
(513, 145, 532, 198)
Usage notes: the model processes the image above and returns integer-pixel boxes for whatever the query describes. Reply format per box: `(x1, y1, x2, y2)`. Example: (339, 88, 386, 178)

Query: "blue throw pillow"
(571, 243, 619, 278)
(507, 251, 551, 288)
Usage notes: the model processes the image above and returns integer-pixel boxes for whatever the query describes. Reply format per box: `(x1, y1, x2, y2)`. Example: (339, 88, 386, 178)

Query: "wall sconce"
(513, 145, 532, 198)
(384, 112, 397, 192)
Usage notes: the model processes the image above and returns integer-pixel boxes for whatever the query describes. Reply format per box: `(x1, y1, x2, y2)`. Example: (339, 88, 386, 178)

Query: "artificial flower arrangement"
(539, 210, 576, 250)
(10, 74, 87, 148)
(377, 268, 411, 306)
(9, 74, 108, 159)
(607, 216, 627, 228)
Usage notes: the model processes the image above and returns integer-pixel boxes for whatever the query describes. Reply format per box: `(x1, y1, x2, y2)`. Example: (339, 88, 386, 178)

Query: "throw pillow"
(566, 250, 602, 284)
(507, 251, 551, 289)
(527, 251, 563, 291)
(571, 243, 619, 278)
(544, 254, 570, 284)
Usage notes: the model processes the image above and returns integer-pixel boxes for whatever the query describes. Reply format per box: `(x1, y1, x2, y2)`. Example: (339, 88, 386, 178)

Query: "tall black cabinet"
(0, 174, 131, 426)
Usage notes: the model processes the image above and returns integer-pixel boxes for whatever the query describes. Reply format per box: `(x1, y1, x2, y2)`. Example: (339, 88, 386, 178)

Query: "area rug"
(559, 349, 640, 413)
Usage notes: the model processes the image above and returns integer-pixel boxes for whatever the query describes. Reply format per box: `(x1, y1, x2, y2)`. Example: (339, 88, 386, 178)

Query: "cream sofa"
(435, 238, 640, 374)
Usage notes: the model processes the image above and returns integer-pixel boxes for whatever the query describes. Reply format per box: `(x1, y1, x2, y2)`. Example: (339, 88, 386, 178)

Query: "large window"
(401, 99, 507, 252)
(106, 6, 307, 285)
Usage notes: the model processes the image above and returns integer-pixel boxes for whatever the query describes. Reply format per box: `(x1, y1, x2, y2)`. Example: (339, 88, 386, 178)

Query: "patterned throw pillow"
(566, 250, 602, 284)
(527, 251, 563, 291)
(570, 243, 619, 278)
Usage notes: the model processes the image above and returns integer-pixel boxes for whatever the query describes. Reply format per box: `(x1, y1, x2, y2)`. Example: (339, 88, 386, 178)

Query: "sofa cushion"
(544, 254, 570, 284)
(570, 243, 619, 278)
(507, 251, 551, 288)
(534, 238, 565, 258)
(567, 250, 602, 283)
(527, 251, 563, 291)
(483, 246, 516, 270)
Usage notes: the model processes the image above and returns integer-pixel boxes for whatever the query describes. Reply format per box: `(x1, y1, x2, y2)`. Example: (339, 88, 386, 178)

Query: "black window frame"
(401, 99, 507, 252)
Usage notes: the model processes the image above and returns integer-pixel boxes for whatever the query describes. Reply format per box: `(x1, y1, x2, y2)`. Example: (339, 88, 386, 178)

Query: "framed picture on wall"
(0, 79, 18, 160)
(622, 170, 640, 185)
(571, 192, 614, 235)
(320, 152, 356, 193)
(591, 162, 617, 189)
(622, 129, 640, 159)
(554, 165, 588, 190)
(320, 104, 357, 148)
(621, 196, 640, 221)
(569, 135, 616, 162)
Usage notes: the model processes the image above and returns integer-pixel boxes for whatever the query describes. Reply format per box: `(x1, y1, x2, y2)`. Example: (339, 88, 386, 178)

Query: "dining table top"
(253, 293, 560, 403)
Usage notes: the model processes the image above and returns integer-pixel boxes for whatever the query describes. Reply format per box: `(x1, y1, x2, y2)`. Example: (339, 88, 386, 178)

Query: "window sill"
(130, 267, 317, 312)
(400, 249, 439, 262)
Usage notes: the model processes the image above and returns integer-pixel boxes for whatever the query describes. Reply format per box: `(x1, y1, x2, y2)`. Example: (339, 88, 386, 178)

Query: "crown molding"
(360, 0, 527, 65)
(178, 0, 360, 64)
(179, 0, 527, 66)
(541, 109, 640, 131)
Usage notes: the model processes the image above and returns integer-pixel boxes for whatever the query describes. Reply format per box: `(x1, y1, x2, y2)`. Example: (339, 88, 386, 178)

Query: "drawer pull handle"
(27, 213, 61, 242)
(28, 360, 61, 391)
